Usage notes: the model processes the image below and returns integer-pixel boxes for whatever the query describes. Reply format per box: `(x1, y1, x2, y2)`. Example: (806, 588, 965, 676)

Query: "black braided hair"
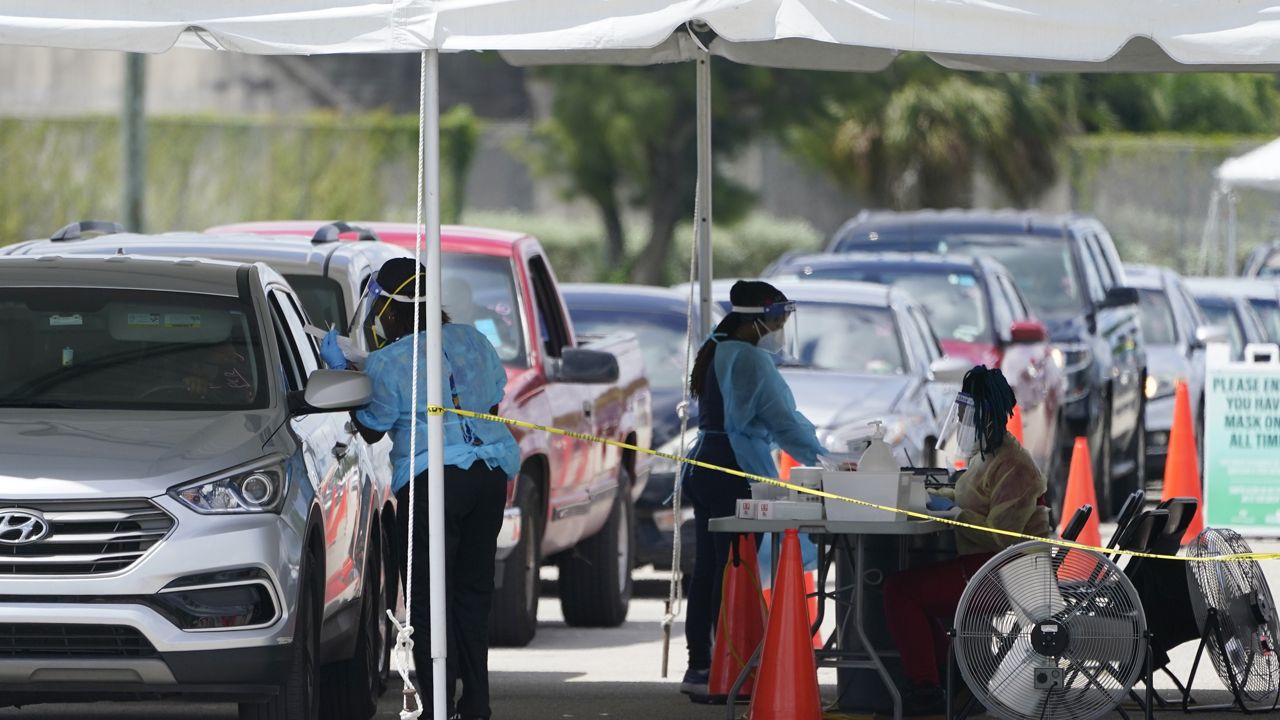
(961, 365, 1017, 457)
(689, 280, 789, 396)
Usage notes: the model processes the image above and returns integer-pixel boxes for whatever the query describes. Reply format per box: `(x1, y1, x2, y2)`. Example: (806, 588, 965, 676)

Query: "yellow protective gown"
(944, 431, 1052, 556)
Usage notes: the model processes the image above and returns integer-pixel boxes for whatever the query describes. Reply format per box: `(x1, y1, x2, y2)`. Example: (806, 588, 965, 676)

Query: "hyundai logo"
(0, 510, 50, 545)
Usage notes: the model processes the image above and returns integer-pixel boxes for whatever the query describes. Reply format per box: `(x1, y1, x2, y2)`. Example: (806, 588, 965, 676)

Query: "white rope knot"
(387, 610, 423, 720)
(675, 400, 691, 421)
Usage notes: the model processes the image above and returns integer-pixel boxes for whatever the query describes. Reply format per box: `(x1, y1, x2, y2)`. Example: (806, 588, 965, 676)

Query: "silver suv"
(0, 254, 388, 720)
(5, 221, 521, 564)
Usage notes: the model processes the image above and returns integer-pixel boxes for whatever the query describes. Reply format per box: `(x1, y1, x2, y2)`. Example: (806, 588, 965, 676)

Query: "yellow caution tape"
(427, 405, 1280, 564)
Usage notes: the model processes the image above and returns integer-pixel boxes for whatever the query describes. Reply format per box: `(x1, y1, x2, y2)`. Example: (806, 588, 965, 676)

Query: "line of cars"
(556, 209, 1161, 572)
(580, 207, 1275, 563)
(766, 209, 1148, 519)
(0, 219, 653, 717)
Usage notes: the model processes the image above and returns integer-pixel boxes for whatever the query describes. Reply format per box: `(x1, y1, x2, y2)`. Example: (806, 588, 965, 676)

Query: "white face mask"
(756, 320, 786, 354)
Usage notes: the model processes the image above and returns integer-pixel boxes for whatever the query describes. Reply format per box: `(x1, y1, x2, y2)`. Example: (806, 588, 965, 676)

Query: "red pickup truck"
(209, 221, 653, 647)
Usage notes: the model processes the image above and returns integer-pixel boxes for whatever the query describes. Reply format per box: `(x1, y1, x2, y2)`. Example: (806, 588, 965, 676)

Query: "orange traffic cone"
(1007, 404, 1025, 444)
(762, 571, 822, 649)
(1162, 380, 1204, 543)
(709, 535, 768, 699)
(1057, 438, 1103, 581)
(779, 452, 798, 480)
(1058, 437, 1102, 547)
(749, 529, 821, 720)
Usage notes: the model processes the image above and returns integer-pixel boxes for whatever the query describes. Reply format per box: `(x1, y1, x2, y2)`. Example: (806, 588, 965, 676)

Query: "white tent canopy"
(6, 1, 1280, 71)
(11, 3, 1280, 718)
(1217, 138, 1280, 193)
(1203, 137, 1280, 276)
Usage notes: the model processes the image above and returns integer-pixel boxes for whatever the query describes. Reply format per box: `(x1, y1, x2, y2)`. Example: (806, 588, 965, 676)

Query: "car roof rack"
(311, 222, 380, 244)
(50, 220, 127, 242)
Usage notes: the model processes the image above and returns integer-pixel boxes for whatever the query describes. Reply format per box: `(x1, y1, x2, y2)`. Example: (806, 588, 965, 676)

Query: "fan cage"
(953, 541, 1147, 720)
(1187, 528, 1280, 705)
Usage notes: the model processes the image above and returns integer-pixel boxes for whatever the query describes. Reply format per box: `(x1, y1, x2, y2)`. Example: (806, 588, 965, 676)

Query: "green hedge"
(0, 113, 475, 243)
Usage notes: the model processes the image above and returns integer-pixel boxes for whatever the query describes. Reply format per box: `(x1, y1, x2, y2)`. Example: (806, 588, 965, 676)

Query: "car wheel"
(240, 546, 320, 720)
(559, 464, 635, 628)
(489, 475, 541, 647)
(319, 524, 385, 720)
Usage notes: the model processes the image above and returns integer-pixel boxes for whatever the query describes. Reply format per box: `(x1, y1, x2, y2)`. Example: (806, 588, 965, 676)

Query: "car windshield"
(284, 274, 345, 332)
(1197, 299, 1245, 358)
(1137, 288, 1177, 345)
(0, 287, 267, 410)
(800, 266, 990, 343)
(835, 234, 1085, 319)
(1248, 298, 1280, 343)
(568, 306, 693, 392)
(792, 302, 904, 375)
(441, 253, 527, 367)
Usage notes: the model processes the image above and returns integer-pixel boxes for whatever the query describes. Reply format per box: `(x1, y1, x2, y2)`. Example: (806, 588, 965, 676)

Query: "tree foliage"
(522, 57, 1280, 281)
(521, 63, 762, 284)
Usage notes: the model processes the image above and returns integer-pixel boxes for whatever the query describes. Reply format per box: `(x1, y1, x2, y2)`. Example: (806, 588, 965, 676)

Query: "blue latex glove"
(927, 494, 956, 511)
(320, 329, 348, 370)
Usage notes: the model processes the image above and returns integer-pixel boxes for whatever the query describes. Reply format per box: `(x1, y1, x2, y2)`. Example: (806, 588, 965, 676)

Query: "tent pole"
(1226, 190, 1238, 277)
(423, 47, 448, 720)
(696, 51, 713, 338)
(123, 53, 146, 232)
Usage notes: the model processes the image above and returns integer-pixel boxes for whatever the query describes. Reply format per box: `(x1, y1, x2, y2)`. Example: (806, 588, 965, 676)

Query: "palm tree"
(784, 67, 1064, 210)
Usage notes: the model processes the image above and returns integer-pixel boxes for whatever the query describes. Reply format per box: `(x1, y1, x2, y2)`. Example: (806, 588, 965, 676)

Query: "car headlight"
(1145, 375, 1180, 401)
(170, 458, 288, 514)
(1056, 343, 1093, 373)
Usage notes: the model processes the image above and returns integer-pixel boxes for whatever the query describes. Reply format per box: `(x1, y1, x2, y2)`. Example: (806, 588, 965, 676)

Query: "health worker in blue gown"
(679, 280, 826, 699)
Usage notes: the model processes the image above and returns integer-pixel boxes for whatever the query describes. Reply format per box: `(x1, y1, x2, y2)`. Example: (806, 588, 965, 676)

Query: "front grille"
(0, 499, 174, 575)
(0, 623, 156, 658)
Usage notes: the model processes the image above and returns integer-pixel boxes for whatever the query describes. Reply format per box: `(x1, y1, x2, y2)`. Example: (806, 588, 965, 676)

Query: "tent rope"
(660, 59, 705, 673)
(387, 48, 429, 720)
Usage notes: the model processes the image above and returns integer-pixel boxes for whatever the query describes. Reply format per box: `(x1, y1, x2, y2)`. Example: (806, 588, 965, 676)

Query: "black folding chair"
(1060, 503, 1093, 542)
(1148, 497, 1198, 557)
(1107, 489, 1146, 550)
(1127, 498, 1201, 697)
(1112, 508, 1169, 569)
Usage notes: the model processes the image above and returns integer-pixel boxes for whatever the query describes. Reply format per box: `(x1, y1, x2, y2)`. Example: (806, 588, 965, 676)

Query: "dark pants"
(683, 435, 752, 671)
(396, 462, 507, 719)
(883, 552, 995, 687)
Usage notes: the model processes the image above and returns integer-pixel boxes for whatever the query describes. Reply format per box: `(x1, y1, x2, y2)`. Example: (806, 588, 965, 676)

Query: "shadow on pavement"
(380, 675, 727, 720)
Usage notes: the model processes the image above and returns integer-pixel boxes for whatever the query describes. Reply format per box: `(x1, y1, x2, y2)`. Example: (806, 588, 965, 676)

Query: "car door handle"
(333, 442, 350, 459)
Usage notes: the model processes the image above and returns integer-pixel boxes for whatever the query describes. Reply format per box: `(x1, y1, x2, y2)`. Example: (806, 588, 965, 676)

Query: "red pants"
(883, 553, 995, 687)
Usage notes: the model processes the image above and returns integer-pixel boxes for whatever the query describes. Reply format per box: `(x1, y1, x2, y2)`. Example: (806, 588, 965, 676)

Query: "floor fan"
(950, 541, 1152, 720)
(1180, 527, 1280, 712)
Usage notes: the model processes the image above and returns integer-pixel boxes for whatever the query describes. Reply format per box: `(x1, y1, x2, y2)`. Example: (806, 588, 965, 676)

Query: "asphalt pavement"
(5, 535, 1278, 720)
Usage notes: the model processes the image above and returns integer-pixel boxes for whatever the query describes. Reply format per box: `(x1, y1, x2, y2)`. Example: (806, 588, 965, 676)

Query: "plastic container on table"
(822, 421, 910, 522)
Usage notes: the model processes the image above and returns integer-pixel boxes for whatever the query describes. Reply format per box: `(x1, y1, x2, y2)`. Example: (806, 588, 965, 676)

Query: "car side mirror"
(290, 369, 372, 415)
(929, 356, 971, 384)
(1100, 286, 1140, 309)
(1194, 325, 1230, 347)
(555, 348, 620, 384)
(1009, 319, 1049, 345)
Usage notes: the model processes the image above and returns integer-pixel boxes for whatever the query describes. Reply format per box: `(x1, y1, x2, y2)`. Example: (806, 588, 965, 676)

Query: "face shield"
(351, 274, 423, 348)
(733, 299, 797, 358)
(936, 391, 978, 458)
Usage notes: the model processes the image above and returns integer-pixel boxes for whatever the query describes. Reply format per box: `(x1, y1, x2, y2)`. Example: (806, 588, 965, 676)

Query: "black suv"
(829, 210, 1146, 518)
